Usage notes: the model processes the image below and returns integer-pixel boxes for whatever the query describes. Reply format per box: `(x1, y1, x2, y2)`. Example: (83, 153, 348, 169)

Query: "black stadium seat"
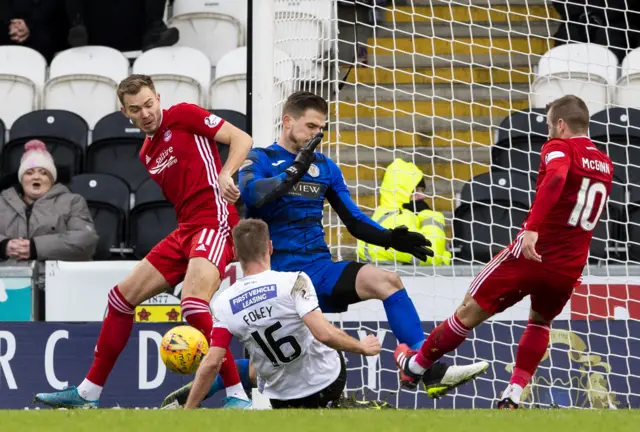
(589, 108, 640, 186)
(3, 110, 88, 178)
(627, 188, 640, 264)
(70, 174, 130, 260)
(0, 117, 5, 161)
(210, 109, 247, 170)
(87, 112, 149, 192)
(589, 181, 626, 261)
(129, 178, 177, 259)
(454, 170, 536, 263)
(492, 108, 548, 174)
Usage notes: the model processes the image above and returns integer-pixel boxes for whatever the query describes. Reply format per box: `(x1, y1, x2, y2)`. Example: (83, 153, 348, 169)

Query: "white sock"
(77, 379, 103, 401)
(226, 383, 249, 401)
(501, 383, 524, 405)
(408, 355, 427, 375)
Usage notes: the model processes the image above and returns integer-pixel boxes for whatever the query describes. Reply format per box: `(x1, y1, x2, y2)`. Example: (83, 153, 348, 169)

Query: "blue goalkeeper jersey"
(238, 143, 387, 272)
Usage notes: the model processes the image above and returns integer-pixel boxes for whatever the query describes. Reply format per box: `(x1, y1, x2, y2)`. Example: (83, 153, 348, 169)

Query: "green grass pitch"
(1, 409, 638, 432)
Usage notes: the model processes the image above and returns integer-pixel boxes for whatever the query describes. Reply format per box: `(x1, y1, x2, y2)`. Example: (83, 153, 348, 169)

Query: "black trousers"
(270, 352, 346, 409)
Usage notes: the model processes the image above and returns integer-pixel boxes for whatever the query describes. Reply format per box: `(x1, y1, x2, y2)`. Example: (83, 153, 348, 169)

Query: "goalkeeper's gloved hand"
(387, 226, 434, 262)
(284, 132, 324, 180)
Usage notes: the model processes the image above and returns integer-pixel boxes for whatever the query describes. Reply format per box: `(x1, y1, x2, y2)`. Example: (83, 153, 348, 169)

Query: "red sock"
(86, 286, 134, 386)
(510, 320, 550, 388)
(415, 314, 470, 369)
(181, 297, 241, 387)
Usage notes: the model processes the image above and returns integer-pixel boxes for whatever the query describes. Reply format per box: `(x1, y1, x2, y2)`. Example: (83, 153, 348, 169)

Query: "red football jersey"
(510, 137, 614, 279)
(139, 103, 239, 228)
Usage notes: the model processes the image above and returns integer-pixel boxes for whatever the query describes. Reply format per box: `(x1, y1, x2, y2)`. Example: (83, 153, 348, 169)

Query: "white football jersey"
(212, 270, 341, 400)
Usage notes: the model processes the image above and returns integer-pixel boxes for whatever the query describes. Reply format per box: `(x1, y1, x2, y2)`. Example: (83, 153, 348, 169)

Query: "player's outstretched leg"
(161, 359, 255, 409)
(394, 344, 488, 398)
(497, 316, 550, 409)
(393, 291, 492, 397)
(34, 260, 170, 408)
(181, 257, 251, 409)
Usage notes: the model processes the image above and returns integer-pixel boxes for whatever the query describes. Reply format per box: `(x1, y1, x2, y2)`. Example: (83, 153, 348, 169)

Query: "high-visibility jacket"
(357, 159, 452, 266)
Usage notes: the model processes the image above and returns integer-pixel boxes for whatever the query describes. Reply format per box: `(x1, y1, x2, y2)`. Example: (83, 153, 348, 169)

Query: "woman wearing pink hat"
(0, 140, 98, 261)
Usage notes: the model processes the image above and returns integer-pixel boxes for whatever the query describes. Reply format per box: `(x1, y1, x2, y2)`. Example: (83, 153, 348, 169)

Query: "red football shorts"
(469, 248, 581, 321)
(146, 223, 234, 286)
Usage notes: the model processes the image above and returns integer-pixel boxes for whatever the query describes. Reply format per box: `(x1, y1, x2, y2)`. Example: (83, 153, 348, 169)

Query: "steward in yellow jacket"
(357, 159, 452, 265)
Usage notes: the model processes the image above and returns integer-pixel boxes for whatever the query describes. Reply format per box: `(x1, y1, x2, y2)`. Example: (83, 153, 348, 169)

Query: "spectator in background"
(357, 159, 451, 266)
(0, 140, 98, 262)
(65, 0, 178, 51)
(0, 0, 68, 63)
(552, 0, 640, 63)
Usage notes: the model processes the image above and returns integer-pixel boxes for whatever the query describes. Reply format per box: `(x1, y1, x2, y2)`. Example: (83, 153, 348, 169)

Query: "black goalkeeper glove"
(284, 132, 324, 181)
(387, 226, 434, 262)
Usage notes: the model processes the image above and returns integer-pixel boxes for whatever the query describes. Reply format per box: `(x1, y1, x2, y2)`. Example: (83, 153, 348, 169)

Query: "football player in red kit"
(35, 75, 254, 409)
(394, 95, 614, 406)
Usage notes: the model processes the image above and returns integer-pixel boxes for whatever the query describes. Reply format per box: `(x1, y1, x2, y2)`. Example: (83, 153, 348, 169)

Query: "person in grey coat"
(0, 140, 98, 261)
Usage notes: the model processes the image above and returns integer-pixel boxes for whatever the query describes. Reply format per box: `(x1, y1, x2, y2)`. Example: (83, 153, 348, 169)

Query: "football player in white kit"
(185, 219, 381, 409)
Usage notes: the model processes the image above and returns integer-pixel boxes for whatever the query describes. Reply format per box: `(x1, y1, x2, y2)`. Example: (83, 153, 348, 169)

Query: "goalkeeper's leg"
(350, 264, 425, 350)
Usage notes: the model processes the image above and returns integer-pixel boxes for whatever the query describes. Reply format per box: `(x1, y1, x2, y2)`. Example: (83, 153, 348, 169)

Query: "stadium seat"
(627, 187, 640, 263)
(453, 170, 536, 264)
(209, 47, 247, 113)
(492, 108, 548, 175)
(590, 182, 626, 262)
(212, 109, 247, 132)
(210, 48, 294, 115)
(274, 0, 333, 80)
(615, 48, 640, 108)
(69, 174, 130, 260)
(129, 178, 177, 259)
(133, 47, 211, 107)
(0, 46, 46, 128)
(44, 47, 130, 128)
(531, 44, 618, 116)
(589, 108, 640, 186)
(0, 117, 5, 157)
(169, 0, 245, 65)
(88, 112, 148, 192)
(3, 110, 89, 178)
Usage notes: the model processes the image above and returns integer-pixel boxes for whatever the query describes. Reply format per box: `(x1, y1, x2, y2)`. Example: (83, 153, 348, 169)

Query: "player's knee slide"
(107, 286, 134, 315)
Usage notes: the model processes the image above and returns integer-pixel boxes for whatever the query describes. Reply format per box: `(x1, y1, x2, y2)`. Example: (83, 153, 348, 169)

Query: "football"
(159, 325, 209, 374)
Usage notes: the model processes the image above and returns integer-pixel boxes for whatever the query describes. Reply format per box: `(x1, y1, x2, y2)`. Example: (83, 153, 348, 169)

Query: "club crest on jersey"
(308, 163, 319, 177)
(230, 284, 277, 314)
(205, 114, 222, 128)
(163, 129, 172, 142)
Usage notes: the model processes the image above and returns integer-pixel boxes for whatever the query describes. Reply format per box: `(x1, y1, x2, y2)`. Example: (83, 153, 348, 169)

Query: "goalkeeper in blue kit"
(160, 92, 487, 408)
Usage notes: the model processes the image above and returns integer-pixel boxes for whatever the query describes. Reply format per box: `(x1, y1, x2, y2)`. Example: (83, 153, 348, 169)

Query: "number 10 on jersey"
(568, 178, 608, 231)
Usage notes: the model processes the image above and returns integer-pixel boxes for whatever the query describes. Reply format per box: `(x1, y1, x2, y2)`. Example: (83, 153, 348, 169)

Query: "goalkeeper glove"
(284, 132, 324, 181)
(387, 226, 433, 262)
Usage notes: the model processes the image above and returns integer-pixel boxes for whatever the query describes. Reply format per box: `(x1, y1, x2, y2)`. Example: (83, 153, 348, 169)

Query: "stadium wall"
(1, 261, 640, 409)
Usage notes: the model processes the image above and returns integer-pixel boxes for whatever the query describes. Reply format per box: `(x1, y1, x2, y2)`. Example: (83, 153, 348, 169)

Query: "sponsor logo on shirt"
(205, 114, 222, 128)
(272, 160, 286, 167)
(149, 146, 178, 175)
(145, 155, 151, 165)
(287, 181, 327, 199)
(545, 150, 565, 165)
(230, 284, 277, 314)
(308, 163, 319, 177)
